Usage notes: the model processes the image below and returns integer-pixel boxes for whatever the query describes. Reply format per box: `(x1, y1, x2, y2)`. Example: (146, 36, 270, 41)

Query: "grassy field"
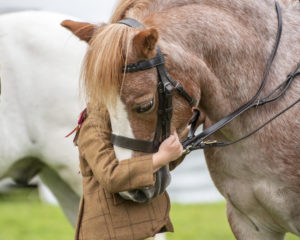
(0, 189, 73, 240)
(0, 188, 299, 240)
(167, 203, 299, 240)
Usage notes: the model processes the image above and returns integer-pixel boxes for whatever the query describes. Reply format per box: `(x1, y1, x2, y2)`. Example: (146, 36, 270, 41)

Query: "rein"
(111, 2, 300, 156)
(182, 2, 300, 153)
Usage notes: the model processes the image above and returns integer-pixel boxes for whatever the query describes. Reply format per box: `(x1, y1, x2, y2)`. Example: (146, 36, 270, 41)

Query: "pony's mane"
(81, 24, 133, 106)
(81, 0, 154, 106)
(110, 0, 152, 23)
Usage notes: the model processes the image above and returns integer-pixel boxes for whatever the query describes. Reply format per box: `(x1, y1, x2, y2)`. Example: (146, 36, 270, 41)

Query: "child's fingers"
(173, 131, 179, 141)
(171, 139, 182, 149)
(165, 135, 175, 145)
(169, 135, 176, 142)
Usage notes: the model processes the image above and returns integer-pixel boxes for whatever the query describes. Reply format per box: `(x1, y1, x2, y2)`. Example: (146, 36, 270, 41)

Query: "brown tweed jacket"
(75, 105, 183, 240)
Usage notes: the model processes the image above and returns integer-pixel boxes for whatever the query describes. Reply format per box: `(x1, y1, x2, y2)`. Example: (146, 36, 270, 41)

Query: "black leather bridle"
(112, 19, 194, 153)
(112, 2, 300, 156)
(112, 19, 195, 203)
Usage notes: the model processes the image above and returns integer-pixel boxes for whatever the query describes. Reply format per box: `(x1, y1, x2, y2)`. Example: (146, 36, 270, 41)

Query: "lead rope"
(183, 2, 300, 153)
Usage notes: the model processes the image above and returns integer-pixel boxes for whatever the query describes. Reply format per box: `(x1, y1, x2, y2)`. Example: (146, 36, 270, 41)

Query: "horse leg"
(39, 165, 80, 227)
(37, 178, 58, 205)
(226, 202, 285, 240)
(4, 157, 44, 185)
(4, 156, 80, 226)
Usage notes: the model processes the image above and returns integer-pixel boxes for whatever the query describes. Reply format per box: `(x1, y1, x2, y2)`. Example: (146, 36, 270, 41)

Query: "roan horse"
(63, 0, 300, 239)
(0, 10, 87, 226)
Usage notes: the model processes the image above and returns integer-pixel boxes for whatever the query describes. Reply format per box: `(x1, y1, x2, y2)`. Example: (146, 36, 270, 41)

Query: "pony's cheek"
(127, 110, 157, 141)
(171, 99, 194, 130)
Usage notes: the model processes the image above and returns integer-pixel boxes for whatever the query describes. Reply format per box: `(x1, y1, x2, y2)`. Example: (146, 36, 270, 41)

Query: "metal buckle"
(203, 140, 218, 145)
(182, 146, 192, 155)
(163, 82, 172, 92)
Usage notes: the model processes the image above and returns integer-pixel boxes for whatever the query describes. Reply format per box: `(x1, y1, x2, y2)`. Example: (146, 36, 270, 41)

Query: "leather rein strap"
(112, 19, 194, 153)
(183, 2, 300, 153)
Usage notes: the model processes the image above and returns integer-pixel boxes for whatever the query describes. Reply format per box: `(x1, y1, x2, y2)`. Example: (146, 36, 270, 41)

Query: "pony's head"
(61, 18, 200, 202)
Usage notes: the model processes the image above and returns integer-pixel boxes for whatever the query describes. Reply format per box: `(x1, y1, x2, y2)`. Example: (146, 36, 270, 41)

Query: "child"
(74, 103, 184, 240)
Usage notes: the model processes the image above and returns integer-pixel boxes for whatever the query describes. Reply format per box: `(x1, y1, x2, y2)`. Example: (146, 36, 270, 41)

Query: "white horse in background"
(0, 11, 168, 239)
(0, 10, 87, 226)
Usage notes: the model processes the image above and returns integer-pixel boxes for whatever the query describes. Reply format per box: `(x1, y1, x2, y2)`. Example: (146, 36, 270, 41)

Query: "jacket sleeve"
(78, 105, 155, 194)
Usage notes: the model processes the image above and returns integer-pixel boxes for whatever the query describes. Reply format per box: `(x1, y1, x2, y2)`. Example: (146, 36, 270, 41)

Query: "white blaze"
(107, 96, 134, 161)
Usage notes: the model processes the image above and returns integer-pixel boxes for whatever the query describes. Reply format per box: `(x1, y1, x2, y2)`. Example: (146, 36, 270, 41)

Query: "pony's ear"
(133, 28, 159, 59)
(61, 20, 99, 43)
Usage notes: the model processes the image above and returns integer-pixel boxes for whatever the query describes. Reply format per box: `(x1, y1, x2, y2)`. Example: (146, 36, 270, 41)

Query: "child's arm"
(78, 105, 182, 194)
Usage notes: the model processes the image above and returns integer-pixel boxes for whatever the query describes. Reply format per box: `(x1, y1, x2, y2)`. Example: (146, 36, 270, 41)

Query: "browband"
(123, 52, 165, 73)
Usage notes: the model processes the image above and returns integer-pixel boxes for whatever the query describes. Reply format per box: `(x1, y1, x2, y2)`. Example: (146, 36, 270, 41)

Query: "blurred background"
(0, 1, 298, 240)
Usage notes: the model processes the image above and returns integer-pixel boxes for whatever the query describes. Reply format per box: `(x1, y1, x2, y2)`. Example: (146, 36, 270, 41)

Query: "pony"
(63, 0, 300, 239)
(0, 10, 87, 226)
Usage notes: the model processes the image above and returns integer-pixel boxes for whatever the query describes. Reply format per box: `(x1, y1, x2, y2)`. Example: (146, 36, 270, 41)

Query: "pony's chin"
(119, 165, 171, 203)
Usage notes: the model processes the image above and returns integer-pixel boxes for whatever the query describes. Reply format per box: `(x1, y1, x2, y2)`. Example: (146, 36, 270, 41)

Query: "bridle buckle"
(182, 145, 192, 156)
(203, 140, 218, 145)
(182, 149, 191, 156)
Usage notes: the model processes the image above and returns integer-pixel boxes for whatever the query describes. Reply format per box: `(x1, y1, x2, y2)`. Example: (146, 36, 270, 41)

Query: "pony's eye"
(136, 99, 154, 113)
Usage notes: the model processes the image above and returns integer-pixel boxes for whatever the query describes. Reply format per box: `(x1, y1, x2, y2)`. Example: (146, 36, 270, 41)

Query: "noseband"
(112, 18, 194, 153)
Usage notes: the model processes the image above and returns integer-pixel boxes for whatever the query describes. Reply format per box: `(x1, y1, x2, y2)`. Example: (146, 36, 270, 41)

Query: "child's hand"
(152, 132, 183, 172)
(158, 132, 183, 162)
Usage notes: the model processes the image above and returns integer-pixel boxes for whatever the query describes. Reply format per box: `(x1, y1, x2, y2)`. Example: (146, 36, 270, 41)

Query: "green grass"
(167, 202, 234, 240)
(0, 189, 74, 240)
(0, 189, 299, 240)
(167, 203, 299, 240)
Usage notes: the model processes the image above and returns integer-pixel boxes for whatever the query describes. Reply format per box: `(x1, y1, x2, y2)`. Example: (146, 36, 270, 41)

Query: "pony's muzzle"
(119, 165, 171, 203)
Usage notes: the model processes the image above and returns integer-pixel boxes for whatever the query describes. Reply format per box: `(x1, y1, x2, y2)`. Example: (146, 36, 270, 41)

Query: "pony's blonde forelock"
(81, 24, 132, 106)
(81, 0, 153, 106)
